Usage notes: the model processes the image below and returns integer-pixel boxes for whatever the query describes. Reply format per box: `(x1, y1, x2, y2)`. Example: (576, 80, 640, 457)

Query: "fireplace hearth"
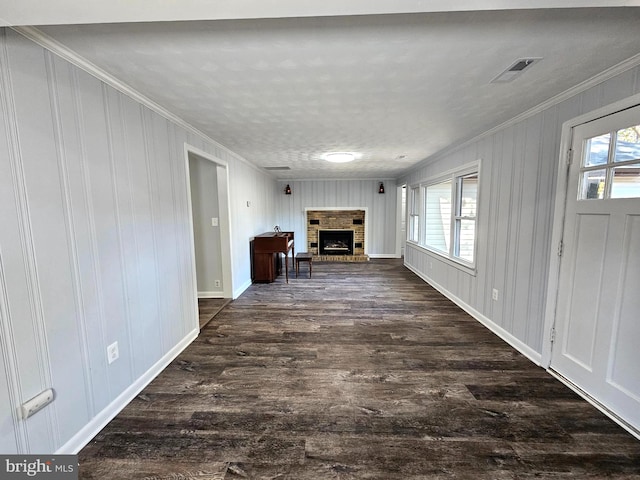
(319, 230, 354, 255)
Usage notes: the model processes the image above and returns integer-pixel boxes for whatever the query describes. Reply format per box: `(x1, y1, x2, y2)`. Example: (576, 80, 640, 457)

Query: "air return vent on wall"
(491, 57, 542, 83)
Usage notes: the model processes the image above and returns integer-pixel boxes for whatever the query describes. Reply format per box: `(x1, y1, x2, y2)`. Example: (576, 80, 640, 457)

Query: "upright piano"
(252, 231, 294, 283)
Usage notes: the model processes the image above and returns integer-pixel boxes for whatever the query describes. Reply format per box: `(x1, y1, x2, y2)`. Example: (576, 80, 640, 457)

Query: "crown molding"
(11, 26, 265, 175)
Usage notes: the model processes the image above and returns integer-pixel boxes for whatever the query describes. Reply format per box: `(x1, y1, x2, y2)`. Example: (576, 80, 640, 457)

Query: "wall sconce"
(284, 184, 292, 195)
(378, 182, 385, 194)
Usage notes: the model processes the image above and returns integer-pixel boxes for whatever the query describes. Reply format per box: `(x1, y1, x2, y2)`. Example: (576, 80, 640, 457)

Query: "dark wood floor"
(79, 259, 640, 479)
(198, 298, 231, 329)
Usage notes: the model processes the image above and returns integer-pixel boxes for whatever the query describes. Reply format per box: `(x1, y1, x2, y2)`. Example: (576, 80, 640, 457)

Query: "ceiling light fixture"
(324, 152, 356, 163)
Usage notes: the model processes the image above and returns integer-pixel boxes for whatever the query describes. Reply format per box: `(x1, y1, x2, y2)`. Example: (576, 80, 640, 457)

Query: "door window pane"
(614, 126, 640, 163)
(581, 169, 606, 199)
(611, 164, 640, 199)
(584, 134, 610, 167)
(578, 119, 640, 200)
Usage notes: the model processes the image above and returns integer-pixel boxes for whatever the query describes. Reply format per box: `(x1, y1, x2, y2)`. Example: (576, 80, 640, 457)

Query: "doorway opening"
(185, 145, 233, 329)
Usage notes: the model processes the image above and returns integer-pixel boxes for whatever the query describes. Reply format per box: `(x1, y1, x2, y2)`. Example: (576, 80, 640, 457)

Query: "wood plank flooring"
(199, 298, 231, 329)
(79, 259, 640, 479)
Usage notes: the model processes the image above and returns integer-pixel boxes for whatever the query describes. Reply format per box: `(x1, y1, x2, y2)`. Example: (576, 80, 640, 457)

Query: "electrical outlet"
(107, 341, 119, 364)
(492, 288, 499, 301)
(215, 280, 221, 287)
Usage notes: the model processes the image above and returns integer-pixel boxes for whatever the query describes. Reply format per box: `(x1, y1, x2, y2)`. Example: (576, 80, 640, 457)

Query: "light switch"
(211, 217, 219, 227)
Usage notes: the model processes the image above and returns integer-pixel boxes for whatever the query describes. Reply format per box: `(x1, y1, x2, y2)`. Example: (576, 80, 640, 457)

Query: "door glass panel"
(611, 164, 640, 199)
(584, 134, 611, 167)
(614, 126, 640, 163)
(580, 169, 606, 199)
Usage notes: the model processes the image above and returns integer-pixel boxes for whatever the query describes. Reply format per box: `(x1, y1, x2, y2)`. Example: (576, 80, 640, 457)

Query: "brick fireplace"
(306, 209, 367, 259)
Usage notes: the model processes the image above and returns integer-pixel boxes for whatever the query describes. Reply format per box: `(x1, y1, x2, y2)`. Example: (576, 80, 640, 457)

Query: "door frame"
(184, 144, 234, 300)
(542, 91, 640, 368)
(396, 184, 406, 258)
(542, 92, 640, 438)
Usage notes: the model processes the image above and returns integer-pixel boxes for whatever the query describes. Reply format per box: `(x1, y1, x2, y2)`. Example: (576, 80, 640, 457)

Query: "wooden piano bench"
(295, 252, 313, 278)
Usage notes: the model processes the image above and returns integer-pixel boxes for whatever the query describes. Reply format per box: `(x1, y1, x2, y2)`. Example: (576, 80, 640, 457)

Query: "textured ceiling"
(35, 8, 640, 179)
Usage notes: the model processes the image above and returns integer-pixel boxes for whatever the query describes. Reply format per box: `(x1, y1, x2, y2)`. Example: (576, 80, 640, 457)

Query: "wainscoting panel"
(1, 28, 60, 453)
(0, 58, 23, 453)
(401, 63, 640, 357)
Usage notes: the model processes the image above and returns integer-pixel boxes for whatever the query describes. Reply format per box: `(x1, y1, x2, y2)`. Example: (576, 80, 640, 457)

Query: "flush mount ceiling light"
(324, 152, 356, 163)
(491, 57, 542, 83)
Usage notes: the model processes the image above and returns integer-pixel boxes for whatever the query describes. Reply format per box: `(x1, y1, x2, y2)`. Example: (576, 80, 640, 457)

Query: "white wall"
(275, 179, 398, 257)
(400, 64, 640, 360)
(0, 29, 276, 454)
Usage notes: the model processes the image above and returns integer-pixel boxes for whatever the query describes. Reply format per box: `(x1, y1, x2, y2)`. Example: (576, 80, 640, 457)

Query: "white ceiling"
(7, 3, 640, 179)
(3, 1, 637, 26)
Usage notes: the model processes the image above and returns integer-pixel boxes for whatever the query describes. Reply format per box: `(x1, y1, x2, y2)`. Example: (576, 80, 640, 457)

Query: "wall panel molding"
(116, 92, 142, 376)
(0, 31, 25, 454)
(0, 250, 27, 453)
(102, 84, 136, 383)
(73, 67, 112, 410)
(140, 108, 168, 353)
(43, 49, 87, 445)
(1, 29, 56, 448)
(67, 65, 105, 417)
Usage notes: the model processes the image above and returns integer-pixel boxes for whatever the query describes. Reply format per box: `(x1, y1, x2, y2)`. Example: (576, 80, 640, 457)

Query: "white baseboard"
(405, 263, 542, 366)
(198, 291, 224, 298)
(368, 253, 402, 259)
(233, 279, 252, 300)
(56, 328, 199, 454)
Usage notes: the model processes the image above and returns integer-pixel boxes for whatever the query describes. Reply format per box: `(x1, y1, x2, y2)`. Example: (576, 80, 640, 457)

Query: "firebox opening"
(319, 229, 354, 255)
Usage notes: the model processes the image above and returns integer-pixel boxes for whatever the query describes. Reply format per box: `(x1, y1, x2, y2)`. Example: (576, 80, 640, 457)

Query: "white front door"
(551, 104, 640, 433)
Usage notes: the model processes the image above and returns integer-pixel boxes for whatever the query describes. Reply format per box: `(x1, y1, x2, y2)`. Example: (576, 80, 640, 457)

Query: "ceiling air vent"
(491, 57, 541, 83)
(264, 166, 291, 171)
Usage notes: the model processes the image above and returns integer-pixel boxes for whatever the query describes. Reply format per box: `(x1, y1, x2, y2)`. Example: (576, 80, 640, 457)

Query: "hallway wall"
(0, 29, 275, 454)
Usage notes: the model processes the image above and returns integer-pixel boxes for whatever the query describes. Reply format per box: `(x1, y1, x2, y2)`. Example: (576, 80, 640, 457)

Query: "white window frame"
(407, 161, 480, 274)
(407, 185, 420, 243)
